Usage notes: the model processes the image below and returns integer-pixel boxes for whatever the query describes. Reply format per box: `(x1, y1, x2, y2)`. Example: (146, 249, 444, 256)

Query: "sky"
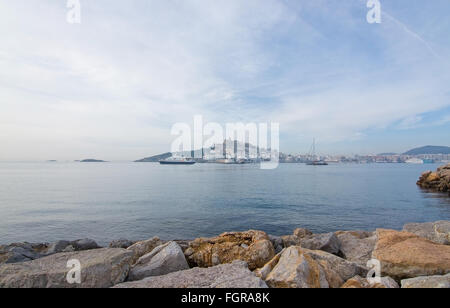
(0, 0, 449, 161)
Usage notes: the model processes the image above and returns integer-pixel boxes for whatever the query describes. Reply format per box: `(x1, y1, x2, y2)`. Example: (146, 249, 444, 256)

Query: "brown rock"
(417, 164, 450, 193)
(372, 229, 450, 280)
(185, 230, 275, 271)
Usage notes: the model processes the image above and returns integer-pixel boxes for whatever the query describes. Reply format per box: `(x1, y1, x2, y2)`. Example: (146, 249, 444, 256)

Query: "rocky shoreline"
(0, 221, 449, 288)
(417, 163, 450, 195)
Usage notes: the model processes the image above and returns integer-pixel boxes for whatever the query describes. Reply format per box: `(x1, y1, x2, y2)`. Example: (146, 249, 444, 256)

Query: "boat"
(159, 157, 196, 165)
(405, 158, 424, 164)
(305, 138, 328, 166)
(306, 160, 329, 166)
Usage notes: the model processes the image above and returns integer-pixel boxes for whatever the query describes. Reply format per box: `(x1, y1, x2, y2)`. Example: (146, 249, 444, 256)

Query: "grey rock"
(45, 241, 72, 255)
(401, 274, 450, 288)
(280, 228, 313, 248)
(62, 245, 75, 252)
(128, 241, 189, 281)
(127, 236, 163, 264)
(0, 248, 134, 288)
(44, 239, 100, 256)
(0, 242, 49, 264)
(173, 240, 192, 253)
(114, 261, 267, 288)
(71, 239, 100, 251)
(300, 233, 341, 255)
(403, 221, 450, 245)
(336, 231, 376, 267)
(268, 235, 283, 254)
(109, 239, 135, 249)
(380, 276, 400, 288)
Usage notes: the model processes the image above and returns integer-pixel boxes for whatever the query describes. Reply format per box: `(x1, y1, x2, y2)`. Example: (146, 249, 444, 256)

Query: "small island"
(80, 159, 107, 163)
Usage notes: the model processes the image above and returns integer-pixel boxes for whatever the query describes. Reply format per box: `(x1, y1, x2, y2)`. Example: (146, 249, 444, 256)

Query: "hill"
(135, 152, 172, 162)
(403, 146, 450, 155)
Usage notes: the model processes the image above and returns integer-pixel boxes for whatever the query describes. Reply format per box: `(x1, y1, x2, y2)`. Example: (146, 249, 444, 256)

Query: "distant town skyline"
(1, 1, 449, 161)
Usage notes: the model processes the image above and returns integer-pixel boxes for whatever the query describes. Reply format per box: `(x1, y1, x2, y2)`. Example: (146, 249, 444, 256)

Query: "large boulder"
(113, 261, 267, 288)
(401, 274, 450, 288)
(341, 275, 399, 288)
(126, 236, 163, 264)
(0, 248, 133, 288)
(128, 241, 189, 281)
(372, 229, 450, 280)
(403, 221, 450, 245)
(336, 231, 376, 267)
(261, 246, 366, 288)
(184, 230, 275, 270)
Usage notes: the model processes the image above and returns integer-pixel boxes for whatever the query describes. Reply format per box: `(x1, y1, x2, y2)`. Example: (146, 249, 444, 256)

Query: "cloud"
(0, 0, 449, 160)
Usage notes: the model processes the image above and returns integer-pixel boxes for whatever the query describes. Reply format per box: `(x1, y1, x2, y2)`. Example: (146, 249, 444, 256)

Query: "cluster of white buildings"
(202, 139, 275, 161)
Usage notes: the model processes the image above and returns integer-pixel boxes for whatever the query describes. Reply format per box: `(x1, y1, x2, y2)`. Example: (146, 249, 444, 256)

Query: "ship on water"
(306, 138, 328, 166)
(159, 157, 196, 165)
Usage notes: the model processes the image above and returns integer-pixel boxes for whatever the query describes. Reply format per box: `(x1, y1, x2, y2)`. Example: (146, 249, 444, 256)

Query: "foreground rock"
(114, 261, 267, 288)
(128, 241, 189, 281)
(336, 231, 376, 267)
(341, 275, 399, 288)
(417, 163, 450, 194)
(0, 239, 100, 265)
(403, 221, 450, 245)
(184, 230, 275, 270)
(401, 274, 450, 288)
(259, 246, 366, 288)
(126, 236, 163, 264)
(0, 248, 133, 288)
(372, 229, 450, 280)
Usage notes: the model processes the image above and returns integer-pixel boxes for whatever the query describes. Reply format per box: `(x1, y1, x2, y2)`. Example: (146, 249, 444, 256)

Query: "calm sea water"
(0, 162, 449, 245)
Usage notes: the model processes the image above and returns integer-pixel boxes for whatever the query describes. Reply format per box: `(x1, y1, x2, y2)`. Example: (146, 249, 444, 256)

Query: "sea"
(0, 162, 449, 245)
